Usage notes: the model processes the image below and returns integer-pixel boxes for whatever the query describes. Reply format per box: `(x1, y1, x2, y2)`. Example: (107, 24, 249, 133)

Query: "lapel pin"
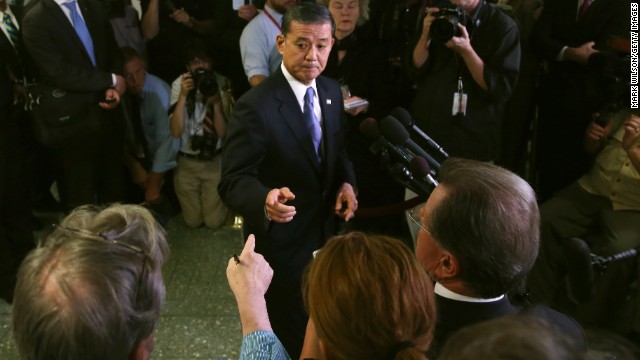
(326, 99, 332, 105)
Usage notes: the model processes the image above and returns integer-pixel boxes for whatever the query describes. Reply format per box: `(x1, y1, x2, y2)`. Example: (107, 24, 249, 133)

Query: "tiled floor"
(1, 214, 639, 359)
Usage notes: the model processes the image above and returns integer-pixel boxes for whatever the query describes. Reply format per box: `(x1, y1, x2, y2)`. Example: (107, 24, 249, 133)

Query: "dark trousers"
(54, 117, 126, 211)
(0, 107, 35, 303)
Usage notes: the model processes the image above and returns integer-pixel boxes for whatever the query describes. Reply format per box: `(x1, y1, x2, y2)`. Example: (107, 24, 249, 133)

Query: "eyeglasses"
(408, 208, 431, 236)
(54, 224, 149, 303)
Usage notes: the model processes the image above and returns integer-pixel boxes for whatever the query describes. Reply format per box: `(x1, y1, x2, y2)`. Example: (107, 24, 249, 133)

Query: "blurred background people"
(141, 0, 214, 83)
(121, 47, 179, 223)
(209, 1, 264, 100)
(12, 204, 169, 360)
(531, 0, 628, 200)
(528, 108, 640, 342)
(100, 0, 146, 54)
(169, 40, 229, 229)
(319, 0, 408, 241)
(408, 0, 520, 162)
(239, 0, 297, 87)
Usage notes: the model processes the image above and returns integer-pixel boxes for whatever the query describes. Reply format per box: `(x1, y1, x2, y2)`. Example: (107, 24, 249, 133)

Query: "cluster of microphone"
(359, 107, 448, 198)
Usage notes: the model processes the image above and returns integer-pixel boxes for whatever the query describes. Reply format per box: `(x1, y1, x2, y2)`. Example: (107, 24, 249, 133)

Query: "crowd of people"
(1, 0, 638, 358)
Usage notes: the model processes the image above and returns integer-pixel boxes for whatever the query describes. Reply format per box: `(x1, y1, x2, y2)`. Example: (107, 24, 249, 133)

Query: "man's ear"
(435, 251, 460, 280)
(131, 334, 155, 360)
(276, 34, 286, 55)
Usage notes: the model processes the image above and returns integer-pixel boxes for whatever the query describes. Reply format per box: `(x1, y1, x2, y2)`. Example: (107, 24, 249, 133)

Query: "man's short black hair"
(282, 1, 335, 37)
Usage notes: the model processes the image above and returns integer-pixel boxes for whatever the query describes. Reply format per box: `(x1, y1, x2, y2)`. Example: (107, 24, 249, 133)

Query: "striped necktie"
(2, 12, 19, 49)
(62, 0, 96, 66)
(203, 103, 215, 135)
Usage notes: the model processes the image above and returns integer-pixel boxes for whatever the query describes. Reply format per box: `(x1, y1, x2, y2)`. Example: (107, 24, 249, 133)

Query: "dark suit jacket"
(219, 68, 356, 286)
(22, 0, 121, 105)
(532, 0, 628, 63)
(0, 5, 28, 113)
(430, 293, 587, 358)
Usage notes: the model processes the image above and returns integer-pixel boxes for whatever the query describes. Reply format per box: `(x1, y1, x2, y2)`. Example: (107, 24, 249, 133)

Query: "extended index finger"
(241, 234, 256, 257)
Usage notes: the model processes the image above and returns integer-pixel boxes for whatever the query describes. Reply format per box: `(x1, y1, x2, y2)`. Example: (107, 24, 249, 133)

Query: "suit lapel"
(274, 71, 322, 173)
(317, 76, 336, 176)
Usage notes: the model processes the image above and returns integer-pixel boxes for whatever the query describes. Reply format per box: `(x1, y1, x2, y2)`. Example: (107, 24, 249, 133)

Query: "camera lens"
(192, 69, 219, 97)
(431, 15, 459, 43)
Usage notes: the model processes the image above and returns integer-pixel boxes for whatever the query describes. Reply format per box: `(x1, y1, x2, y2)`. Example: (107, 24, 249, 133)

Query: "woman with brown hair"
(301, 232, 436, 360)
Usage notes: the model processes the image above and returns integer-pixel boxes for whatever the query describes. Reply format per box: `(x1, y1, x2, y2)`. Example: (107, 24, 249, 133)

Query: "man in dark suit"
(22, 0, 127, 211)
(532, 0, 628, 200)
(0, 0, 35, 303)
(218, 3, 357, 358)
(410, 158, 587, 357)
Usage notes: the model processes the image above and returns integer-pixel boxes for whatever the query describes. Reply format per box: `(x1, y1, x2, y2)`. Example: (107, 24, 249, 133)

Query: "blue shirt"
(140, 72, 178, 173)
(240, 330, 290, 360)
(239, 5, 283, 80)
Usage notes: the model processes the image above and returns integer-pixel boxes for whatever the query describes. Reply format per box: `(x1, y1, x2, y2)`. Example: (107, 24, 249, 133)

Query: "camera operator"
(170, 40, 229, 229)
(408, 0, 520, 162)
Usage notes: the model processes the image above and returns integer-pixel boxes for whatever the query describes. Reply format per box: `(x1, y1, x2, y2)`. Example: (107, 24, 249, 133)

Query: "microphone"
(380, 116, 441, 170)
(562, 237, 595, 304)
(563, 237, 640, 304)
(389, 163, 433, 197)
(410, 156, 439, 189)
(390, 107, 449, 158)
(360, 118, 414, 165)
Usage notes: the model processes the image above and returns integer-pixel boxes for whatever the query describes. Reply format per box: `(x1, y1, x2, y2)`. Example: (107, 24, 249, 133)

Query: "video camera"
(430, 5, 469, 43)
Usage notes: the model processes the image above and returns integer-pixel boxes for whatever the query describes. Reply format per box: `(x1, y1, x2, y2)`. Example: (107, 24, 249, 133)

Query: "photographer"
(170, 40, 229, 229)
(408, 0, 520, 162)
(528, 107, 640, 343)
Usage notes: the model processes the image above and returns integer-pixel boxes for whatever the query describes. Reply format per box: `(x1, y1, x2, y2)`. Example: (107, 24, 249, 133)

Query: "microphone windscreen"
(390, 107, 413, 127)
(359, 118, 380, 141)
(410, 156, 432, 178)
(562, 237, 595, 303)
(380, 116, 410, 145)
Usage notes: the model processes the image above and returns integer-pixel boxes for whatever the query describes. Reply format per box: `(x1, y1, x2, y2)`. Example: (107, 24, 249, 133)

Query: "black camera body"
(191, 133, 218, 160)
(191, 68, 218, 97)
(430, 5, 468, 43)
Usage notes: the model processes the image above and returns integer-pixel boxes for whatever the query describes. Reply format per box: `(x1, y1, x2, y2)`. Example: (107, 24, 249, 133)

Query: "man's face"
(415, 185, 448, 281)
(186, 57, 211, 74)
(124, 57, 146, 95)
(269, 0, 297, 14)
(329, 0, 359, 37)
(277, 20, 334, 86)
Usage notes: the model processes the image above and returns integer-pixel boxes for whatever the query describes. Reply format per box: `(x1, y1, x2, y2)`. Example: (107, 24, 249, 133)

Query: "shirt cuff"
(556, 46, 568, 61)
(240, 330, 291, 360)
